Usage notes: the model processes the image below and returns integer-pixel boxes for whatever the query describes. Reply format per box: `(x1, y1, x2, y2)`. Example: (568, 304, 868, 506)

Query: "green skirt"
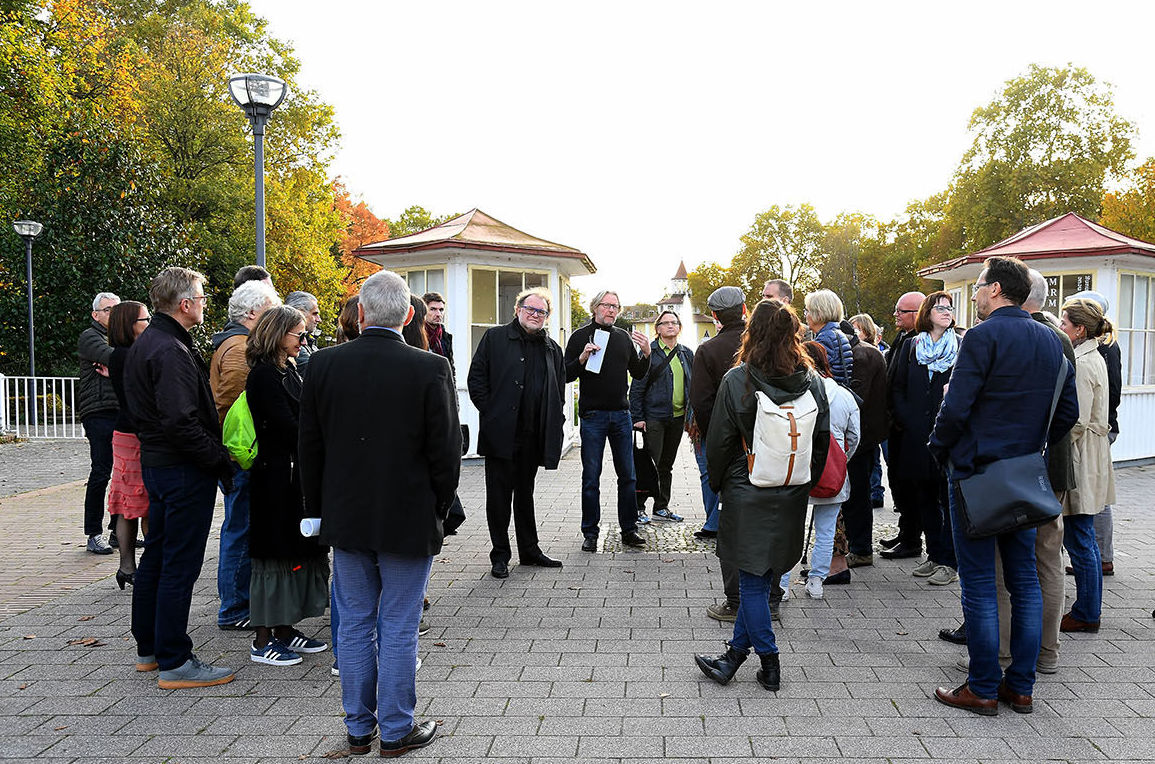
(250, 556, 330, 627)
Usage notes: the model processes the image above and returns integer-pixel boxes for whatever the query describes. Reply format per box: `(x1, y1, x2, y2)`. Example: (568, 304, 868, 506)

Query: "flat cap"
(707, 286, 745, 311)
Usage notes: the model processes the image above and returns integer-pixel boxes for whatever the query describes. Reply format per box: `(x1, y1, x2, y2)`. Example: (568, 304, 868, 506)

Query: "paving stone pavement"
(0, 438, 1152, 762)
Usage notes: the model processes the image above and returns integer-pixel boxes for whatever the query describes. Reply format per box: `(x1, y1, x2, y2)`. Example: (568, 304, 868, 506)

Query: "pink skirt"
(108, 431, 149, 520)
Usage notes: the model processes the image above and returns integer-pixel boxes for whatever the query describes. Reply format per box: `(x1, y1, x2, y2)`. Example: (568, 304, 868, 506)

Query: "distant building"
(354, 209, 594, 457)
(919, 212, 1155, 464)
(624, 261, 715, 349)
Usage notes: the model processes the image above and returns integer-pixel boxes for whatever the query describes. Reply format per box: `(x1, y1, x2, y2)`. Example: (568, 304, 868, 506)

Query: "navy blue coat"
(815, 322, 854, 388)
(629, 339, 694, 423)
(929, 306, 1078, 479)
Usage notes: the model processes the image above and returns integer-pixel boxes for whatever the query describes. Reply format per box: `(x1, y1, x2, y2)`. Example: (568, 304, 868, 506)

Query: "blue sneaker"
(251, 638, 302, 666)
(285, 629, 329, 654)
(653, 508, 684, 522)
(636, 512, 652, 525)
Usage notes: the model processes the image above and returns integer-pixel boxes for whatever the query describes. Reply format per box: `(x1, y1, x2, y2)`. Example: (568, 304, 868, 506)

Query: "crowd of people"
(71, 253, 1131, 756)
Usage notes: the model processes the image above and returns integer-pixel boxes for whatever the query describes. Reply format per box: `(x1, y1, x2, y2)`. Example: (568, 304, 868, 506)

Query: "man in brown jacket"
(688, 286, 747, 622)
(209, 279, 278, 630)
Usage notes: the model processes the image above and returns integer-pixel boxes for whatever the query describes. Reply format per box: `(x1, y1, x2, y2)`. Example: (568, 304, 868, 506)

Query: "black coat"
(689, 322, 745, 439)
(888, 335, 953, 476)
(847, 337, 887, 447)
(124, 312, 230, 472)
(77, 321, 118, 419)
(299, 329, 461, 557)
(247, 361, 324, 561)
(467, 319, 565, 468)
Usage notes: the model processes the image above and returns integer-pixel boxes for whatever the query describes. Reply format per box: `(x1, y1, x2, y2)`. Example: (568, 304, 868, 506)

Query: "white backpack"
(743, 389, 819, 488)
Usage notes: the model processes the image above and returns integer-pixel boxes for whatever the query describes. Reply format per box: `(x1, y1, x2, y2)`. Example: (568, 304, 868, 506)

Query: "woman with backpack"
(782, 342, 860, 601)
(693, 299, 830, 693)
(887, 291, 961, 585)
(245, 305, 330, 667)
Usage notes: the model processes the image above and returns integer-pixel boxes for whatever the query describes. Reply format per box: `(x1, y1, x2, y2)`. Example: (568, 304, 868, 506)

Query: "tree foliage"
(384, 205, 455, 239)
(686, 261, 730, 315)
(1100, 158, 1155, 245)
(731, 203, 825, 307)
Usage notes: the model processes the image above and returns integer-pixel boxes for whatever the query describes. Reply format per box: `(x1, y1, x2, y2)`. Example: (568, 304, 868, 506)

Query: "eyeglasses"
(520, 305, 550, 318)
(974, 281, 991, 289)
(286, 331, 308, 342)
(94, 307, 113, 313)
(656, 321, 680, 327)
(597, 302, 621, 311)
(184, 295, 209, 304)
(932, 305, 955, 314)
(135, 317, 151, 324)
(893, 308, 917, 315)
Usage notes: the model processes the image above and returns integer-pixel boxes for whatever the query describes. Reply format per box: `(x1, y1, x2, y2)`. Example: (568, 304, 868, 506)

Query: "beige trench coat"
(1063, 340, 1115, 516)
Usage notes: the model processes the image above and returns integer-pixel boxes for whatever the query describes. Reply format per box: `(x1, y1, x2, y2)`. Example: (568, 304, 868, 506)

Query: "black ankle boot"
(756, 653, 781, 691)
(694, 644, 748, 685)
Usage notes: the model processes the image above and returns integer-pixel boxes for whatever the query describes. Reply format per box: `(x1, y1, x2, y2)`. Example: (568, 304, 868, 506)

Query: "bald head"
(893, 291, 925, 332)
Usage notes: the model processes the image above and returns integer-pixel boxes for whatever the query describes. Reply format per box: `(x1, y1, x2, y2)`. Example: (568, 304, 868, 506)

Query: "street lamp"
(12, 220, 43, 376)
(228, 73, 288, 269)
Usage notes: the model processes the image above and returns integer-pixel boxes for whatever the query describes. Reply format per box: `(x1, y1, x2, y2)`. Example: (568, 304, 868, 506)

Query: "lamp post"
(228, 73, 288, 269)
(12, 220, 43, 376)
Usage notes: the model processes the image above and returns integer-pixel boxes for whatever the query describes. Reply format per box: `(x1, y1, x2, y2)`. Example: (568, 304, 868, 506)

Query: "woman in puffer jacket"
(804, 289, 854, 387)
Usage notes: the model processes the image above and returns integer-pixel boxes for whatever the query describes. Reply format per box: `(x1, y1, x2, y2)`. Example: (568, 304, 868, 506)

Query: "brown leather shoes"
(997, 681, 1033, 714)
(934, 682, 998, 716)
(1060, 612, 1100, 633)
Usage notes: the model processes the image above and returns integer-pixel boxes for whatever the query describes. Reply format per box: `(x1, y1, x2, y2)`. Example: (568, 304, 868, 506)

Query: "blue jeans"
(579, 409, 638, 538)
(730, 570, 779, 655)
(330, 566, 341, 668)
(807, 503, 841, 580)
(871, 441, 886, 504)
(132, 463, 218, 670)
(695, 441, 720, 532)
(947, 474, 1041, 699)
(82, 412, 117, 536)
(1063, 514, 1102, 623)
(333, 549, 432, 742)
(216, 467, 251, 625)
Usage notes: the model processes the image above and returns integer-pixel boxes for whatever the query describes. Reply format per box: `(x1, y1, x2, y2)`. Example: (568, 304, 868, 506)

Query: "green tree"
(1100, 158, 1155, 244)
(570, 287, 590, 327)
(948, 64, 1135, 251)
(731, 203, 825, 307)
(385, 205, 455, 239)
(686, 261, 730, 314)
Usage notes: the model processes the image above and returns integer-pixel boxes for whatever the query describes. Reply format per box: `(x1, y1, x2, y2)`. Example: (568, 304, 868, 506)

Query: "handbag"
(633, 430, 660, 509)
(809, 432, 848, 499)
(954, 362, 1068, 539)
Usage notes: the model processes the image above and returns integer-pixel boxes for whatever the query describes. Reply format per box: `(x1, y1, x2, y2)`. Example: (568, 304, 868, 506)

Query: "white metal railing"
(0, 375, 84, 439)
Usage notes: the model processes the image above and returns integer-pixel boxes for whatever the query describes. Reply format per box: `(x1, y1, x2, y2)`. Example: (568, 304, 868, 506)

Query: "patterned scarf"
(914, 330, 958, 376)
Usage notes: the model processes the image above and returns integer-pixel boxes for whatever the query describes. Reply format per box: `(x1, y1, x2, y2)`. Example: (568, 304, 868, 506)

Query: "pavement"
(0, 437, 1152, 763)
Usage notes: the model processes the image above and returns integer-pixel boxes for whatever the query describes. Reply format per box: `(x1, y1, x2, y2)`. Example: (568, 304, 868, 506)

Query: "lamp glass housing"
(228, 73, 288, 111)
(13, 220, 43, 238)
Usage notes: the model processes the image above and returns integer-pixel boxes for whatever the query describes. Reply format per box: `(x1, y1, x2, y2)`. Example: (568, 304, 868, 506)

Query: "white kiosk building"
(353, 209, 595, 457)
(918, 212, 1155, 464)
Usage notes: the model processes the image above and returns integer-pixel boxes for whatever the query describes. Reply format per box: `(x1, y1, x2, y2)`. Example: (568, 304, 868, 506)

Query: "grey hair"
(516, 287, 553, 314)
(149, 267, 206, 314)
(1025, 269, 1048, 311)
(228, 280, 280, 323)
(588, 290, 620, 312)
(359, 271, 411, 328)
(92, 292, 120, 311)
(285, 291, 318, 312)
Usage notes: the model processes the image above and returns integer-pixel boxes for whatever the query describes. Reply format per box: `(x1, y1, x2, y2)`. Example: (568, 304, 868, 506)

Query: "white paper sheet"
(585, 329, 612, 374)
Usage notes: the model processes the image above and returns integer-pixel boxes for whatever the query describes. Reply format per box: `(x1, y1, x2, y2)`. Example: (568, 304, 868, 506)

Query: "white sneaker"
(780, 586, 791, 602)
(804, 576, 824, 599)
(912, 558, 938, 577)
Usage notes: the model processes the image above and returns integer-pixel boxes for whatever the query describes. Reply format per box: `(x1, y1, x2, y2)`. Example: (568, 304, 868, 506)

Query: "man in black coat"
(882, 290, 926, 556)
(468, 287, 565, 578)
(564, 290, 651, 551)
(840, 320, 888, 566)
(422, 291, 454, 373)
(77, 291, 120, 554)
(299, 270, 459, 758)
(125, 267, 236, 689)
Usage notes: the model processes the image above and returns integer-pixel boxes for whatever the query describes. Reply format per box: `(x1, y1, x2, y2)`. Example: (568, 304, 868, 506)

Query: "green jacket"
(707, 364, 830, 576)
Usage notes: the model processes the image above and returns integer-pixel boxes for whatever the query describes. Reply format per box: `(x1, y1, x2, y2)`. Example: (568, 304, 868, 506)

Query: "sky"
(246, 0, 1155, 305)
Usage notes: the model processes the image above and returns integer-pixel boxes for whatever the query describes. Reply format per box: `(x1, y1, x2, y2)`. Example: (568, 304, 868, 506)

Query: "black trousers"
(82, 412, 116, 537)
(890, 477, 925, 550)
(643, 416, 684, 511)
(843, 440, 877, 556)
(484, 448, 542, 565)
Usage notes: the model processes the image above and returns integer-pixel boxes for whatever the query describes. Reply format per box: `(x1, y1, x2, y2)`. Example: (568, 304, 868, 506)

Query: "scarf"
(914, 330, 958, 376)
(424, 323, 444, 355)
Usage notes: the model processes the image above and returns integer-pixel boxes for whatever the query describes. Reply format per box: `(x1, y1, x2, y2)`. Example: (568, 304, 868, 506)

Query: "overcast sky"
(247, 0, 1155, 305)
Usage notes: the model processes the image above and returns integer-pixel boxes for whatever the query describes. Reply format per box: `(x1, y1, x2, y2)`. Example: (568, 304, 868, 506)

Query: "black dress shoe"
(938, 624, 967, 645)
(522, 554, 563, 568)
(581, 536, 597, 552)
(491, 561, 509, 579)
(879, 543, 921, 559)
(693, 528, 717, 539)
(347, 729, 377, 755)
(621, 531, 646, 548)
(878, 535, 901, 550)
(823, 570, 851, 585)
(380, 720, 437, 757)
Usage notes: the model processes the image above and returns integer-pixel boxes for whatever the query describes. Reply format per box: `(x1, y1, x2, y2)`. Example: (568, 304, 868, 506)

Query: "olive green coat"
(707, 364, 831, 577)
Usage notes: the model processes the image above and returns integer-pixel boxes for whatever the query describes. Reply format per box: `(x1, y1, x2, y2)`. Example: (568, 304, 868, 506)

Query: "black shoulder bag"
(954, 362, 1067, 539)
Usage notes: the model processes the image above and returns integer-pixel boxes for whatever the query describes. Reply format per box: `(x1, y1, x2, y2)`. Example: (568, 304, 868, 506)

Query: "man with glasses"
(210, 280, 280, 631)
(285, 291, 321, 374)
(565, 290, 652, 551)
(126, 267, 237, 688)
(881, 291, 926, 557)
(77, 292, 121, 554)
(468, 288, 566, 578)
(630, 310, 694, 523)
